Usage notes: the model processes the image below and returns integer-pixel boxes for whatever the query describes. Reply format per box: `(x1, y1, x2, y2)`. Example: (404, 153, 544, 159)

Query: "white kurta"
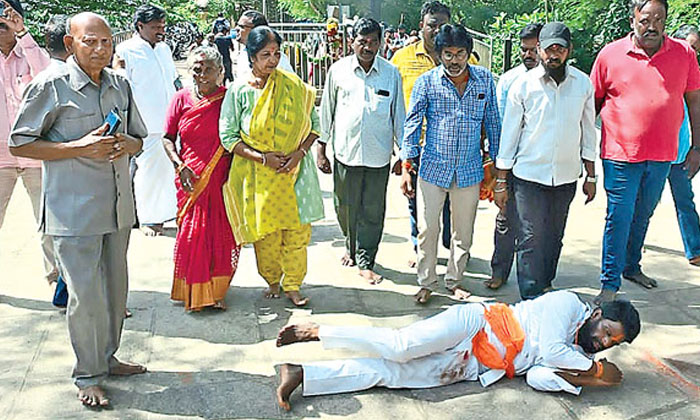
(302, 291, 593, 396)
(116, 35, 177, 224)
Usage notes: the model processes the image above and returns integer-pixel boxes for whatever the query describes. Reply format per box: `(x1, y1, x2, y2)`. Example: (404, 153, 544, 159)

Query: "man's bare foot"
(109, 360, 147, 376)
(690, 256, 700, 266)
(359, 269, 383, 285)
(140, 224, 164, 237)
(213, 299, 227, 310)
(264, 284, 281, 299)
(447, 285, 471, 301)
(124, 309, 132, 318)
(341, 253, 356, 267)
(593, 289, 617, 306)
(78, 385, 110, 407)
(623, 272, 658, 289)
(414, 287, 432, 304)
(276, 364, 303, 411)
(407, 259, 417, 268)
(276, 323, 320, 347)
(484, 277, 506, 290)
(285, 291, 309, 307)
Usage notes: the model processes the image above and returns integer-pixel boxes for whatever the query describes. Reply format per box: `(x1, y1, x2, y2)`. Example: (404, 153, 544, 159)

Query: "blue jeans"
(409, 157, 451, 251)
(668, 163, 700, 259)
(600, 159, 671, 291)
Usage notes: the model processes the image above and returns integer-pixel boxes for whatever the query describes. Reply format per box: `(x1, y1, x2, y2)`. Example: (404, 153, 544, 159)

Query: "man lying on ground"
(274, 290, 639, 410)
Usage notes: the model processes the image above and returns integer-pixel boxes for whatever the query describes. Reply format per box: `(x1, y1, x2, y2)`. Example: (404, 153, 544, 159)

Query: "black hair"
(629, 0, 668, 15)
(600, 299, 641, 344)
(45, 14, 68, 55)
(133, 4, 166, 31)
(242, 10, 268, 28)
(519, 23, 543, 40)
(674, 24, 699, 39)
(5, 0, 23, 18)
(420, 1, 451, 20)
(353, 17, 382, 42)
(246, 26, 282, 65)
(434, 24, 473, 56)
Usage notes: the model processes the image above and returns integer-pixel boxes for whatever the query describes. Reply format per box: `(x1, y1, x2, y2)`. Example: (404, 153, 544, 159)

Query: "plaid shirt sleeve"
(401, 73, 428, 160)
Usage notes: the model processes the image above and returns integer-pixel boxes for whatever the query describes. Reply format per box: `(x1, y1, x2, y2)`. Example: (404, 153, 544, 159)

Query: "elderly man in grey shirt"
(317, 18, 405, 284)
(9, 12, 147, 408)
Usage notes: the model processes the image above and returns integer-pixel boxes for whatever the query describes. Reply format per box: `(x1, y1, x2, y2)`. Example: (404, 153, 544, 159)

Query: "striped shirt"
(401, 65, 501, 188)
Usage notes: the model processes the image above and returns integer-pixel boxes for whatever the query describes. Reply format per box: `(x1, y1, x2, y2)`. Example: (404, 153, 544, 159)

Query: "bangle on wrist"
(15, 28, 28, 38)
(402, 160, 414, 170)
(495, 178, 507, 184)
(493, 187, 507, 193)
(299, 148, 308, 157)
(594, 361, 604, 379)
(176, 163, 187, 174)
(261, 152, 267, 166)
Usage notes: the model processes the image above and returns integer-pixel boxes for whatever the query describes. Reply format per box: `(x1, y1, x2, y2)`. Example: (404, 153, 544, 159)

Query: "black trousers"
(512, 176, 576, 299)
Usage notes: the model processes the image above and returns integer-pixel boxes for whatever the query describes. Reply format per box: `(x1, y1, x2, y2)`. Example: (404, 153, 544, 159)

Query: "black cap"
(539, 22, 570, 49)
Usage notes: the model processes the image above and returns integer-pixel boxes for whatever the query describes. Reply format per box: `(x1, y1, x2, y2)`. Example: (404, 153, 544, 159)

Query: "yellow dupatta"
(223, 69, 316, 244)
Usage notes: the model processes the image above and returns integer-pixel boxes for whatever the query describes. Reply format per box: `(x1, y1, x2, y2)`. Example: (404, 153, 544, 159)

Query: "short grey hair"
(187, 46, 223, 70)
(674, 24, 699, 40)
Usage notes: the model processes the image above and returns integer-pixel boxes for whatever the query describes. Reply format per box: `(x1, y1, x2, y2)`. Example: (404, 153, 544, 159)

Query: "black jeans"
(512, 176, 576, 299)
(490, 173, 517, 281)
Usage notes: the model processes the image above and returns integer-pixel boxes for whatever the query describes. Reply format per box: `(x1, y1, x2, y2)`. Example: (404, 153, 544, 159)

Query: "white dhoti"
(133, 133, 177, 225)
(302, 304, 486, 396)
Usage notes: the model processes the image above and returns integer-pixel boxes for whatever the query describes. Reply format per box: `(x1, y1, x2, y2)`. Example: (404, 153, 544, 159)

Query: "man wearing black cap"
(486, 22, 543, 291)
(494, 22, 597, 300)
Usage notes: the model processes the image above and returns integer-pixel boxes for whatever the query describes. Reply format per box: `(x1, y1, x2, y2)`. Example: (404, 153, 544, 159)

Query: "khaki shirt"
(10, 57, 147, 236)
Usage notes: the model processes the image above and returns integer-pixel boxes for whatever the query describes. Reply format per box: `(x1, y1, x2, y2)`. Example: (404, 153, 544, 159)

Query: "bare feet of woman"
(276, 323, 320, 347)
(340, 253, 356, 267)
(264, 283, 281, 299)
(285, 291, 309, 307)
(109, 360, 147, 376)
(124, 309, 132, 318)
(447, 285, 471, 301)
(213, 299, 227, 310)
(414, 288, 432, 304)
(140, 224, 164, 237)
(359, 269, 382, 285)
(276, 364, 303, 411)
(78, 385, 110, 407)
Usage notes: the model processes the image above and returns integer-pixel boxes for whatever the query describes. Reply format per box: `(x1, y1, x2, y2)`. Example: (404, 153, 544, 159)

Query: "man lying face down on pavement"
(274, 290, 640, 411)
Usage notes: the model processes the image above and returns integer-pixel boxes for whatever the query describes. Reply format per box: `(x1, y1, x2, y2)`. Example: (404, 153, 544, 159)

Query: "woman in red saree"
(162, 46, 240, 311)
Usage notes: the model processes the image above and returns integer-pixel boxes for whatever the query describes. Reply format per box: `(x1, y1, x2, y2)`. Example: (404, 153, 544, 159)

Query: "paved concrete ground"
(1, 163, 700, 420)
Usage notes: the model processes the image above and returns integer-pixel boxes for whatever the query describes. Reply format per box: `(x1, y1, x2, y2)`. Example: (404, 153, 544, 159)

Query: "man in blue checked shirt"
(400, 24, 501, 304)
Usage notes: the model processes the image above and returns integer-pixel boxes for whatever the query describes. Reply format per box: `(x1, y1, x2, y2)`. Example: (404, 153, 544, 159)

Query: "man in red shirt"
(590, 0, 700, 304)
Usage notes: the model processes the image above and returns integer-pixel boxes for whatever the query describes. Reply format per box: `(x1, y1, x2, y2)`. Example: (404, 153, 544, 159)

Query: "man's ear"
(629, 16, 634, 30)
(591, 307, 603, 321)
(63, 34, 74, 52)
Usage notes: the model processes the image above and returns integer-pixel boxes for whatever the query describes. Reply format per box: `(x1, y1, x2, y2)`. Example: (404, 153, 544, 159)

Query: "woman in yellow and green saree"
(220, 26, 324, 307)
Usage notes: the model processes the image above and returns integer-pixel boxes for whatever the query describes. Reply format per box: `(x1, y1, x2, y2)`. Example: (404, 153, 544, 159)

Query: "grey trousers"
(52, 228, 131, 388)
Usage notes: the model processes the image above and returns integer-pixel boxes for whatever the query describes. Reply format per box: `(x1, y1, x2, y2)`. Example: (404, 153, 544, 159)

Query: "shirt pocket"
(369, 86, 393, 118)
(55, 102, 102, 141)
(468, 90, 487, 122)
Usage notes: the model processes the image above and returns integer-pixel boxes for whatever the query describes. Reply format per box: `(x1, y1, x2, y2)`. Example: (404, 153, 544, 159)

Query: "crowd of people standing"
(1, 0, 698, 409)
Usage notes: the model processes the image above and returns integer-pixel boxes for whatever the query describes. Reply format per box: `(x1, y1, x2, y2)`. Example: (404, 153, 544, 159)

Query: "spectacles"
(236, 22, 254, 29)
(441, 50, 468, 61)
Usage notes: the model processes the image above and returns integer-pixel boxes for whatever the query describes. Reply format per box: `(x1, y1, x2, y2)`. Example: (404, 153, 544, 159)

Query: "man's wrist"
(690, 145, 700, 153)
(15, 28, 28, 38)
(586, 174, 598, 184)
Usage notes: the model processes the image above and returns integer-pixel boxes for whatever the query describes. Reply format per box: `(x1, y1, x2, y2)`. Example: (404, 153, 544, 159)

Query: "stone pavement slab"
(2, 152, 700, 419)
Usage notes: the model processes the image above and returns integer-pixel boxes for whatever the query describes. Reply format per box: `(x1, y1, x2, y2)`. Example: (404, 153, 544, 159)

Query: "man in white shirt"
(486, 23, 542, 291)
(494, 23, 597, 299)
(274, 290, 640, 411)
(231, 10, 294, 80)
(113, 3, 178, 236)
(318, 18, 405, 284)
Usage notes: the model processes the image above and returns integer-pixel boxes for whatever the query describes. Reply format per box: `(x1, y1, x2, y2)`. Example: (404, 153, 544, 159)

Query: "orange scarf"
(471, 303, 526, 379)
